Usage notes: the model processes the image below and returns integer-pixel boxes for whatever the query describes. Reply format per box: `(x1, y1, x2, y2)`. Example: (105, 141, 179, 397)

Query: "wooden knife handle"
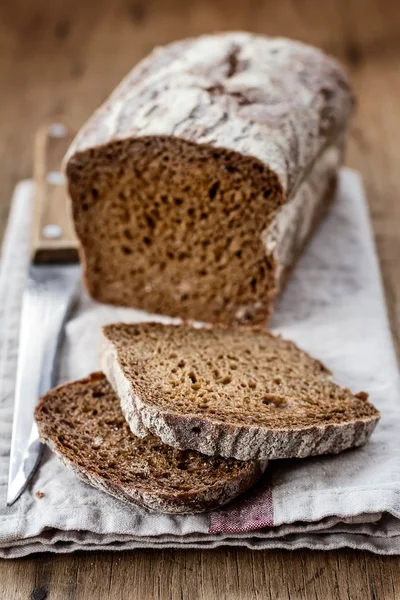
(32, 123, 80, 264)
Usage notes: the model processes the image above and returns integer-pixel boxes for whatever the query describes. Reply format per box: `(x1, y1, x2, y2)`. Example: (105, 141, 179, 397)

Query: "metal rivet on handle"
(42, 224, 63, 239)
(49, 123, 67, 138)
(47, 171, 65, 185)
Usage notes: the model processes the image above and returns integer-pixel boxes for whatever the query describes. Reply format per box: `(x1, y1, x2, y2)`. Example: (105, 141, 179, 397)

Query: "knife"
(7, 123, 80, 506)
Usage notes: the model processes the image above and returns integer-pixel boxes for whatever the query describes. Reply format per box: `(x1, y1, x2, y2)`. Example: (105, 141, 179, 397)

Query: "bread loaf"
(100, 323, 380, 461)
(66, 32, 354, 325)
(35, 373, 266, 513)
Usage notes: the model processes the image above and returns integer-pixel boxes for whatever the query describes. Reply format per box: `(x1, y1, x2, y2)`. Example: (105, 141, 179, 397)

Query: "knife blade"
(7, 123, 80, 506)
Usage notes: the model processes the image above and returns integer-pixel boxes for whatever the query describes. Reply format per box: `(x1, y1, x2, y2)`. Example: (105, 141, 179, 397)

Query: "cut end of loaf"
(34, 373, 265, 513)
(67, 136, 283, 325)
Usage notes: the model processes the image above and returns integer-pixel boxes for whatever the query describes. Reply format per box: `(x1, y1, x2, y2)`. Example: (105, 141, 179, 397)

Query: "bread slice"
(100, 323, 380, 461)
(65, 32, 354, 326)
(34, 373, 265, 514)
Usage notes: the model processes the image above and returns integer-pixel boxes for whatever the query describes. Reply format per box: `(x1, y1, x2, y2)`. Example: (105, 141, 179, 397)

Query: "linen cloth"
(1, 169, 400, 557)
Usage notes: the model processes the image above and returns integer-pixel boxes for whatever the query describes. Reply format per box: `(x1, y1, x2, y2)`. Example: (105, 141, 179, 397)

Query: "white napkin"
(1, 169, 400, 557)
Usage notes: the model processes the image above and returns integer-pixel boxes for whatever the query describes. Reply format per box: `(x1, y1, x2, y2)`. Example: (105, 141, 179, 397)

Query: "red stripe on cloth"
(209, 481, 274, 534)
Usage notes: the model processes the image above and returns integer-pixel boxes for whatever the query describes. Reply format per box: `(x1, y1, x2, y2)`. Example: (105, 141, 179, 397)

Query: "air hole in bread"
(145, 215, 156, 229)
(208, 181, 220, 199)
(188, 372, 197, 384)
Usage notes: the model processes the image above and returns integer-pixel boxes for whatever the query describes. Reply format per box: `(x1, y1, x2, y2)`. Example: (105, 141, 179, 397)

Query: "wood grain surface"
(1, 0, 400, 598)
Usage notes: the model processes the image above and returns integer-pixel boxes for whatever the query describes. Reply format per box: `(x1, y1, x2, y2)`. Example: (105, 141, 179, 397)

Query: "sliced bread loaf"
(34, 372, 265, 513)
(100, 323, 380, 461)
(65, 32, 354, 325)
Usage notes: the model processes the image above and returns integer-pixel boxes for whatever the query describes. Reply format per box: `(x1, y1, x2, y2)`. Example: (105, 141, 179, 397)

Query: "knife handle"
(32, 123, 80, 264)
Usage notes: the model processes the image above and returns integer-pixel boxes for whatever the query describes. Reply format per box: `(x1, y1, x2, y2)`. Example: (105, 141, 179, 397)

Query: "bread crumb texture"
(104, 322, 378, 429)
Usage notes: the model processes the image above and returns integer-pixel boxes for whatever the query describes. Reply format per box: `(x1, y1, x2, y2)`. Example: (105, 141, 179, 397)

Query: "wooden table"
(1, 0, 400, 598)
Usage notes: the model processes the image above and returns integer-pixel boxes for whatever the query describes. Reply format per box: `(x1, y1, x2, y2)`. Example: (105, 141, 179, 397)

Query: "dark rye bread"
(100, 323, 380, 461)
(34, 373, 265, 514)
(65, 32, 354, 326)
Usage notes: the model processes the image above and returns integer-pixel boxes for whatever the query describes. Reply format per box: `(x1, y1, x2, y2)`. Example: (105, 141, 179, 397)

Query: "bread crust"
(66, 32, 353, 200)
